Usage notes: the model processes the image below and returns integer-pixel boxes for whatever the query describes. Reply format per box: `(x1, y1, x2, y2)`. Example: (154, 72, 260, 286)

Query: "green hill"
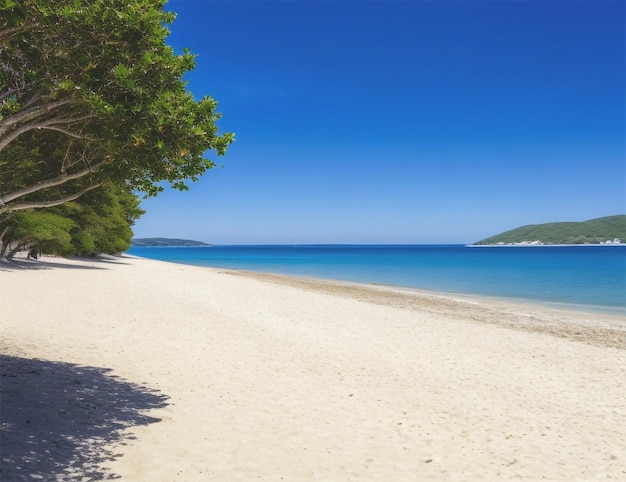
(131, 238, 210, 247)
(474, 215, 626, 246)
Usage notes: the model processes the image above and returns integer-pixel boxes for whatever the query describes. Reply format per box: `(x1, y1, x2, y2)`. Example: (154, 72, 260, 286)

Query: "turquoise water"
(128, 245, 626, 313)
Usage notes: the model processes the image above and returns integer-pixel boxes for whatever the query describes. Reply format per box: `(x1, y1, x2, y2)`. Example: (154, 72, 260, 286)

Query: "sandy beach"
(1, 255, 625, 481)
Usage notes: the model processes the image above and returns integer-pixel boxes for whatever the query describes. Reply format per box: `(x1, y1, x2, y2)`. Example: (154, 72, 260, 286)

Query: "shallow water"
(128, 245, 626, 313)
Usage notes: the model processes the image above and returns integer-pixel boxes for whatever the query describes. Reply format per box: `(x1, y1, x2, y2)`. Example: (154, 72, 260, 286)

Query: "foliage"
(0, 184, 145, 256)
(1, 211, 75, 256)
(474, 215, 626, 245)
(0, 0, 233, 216)
(61, 184, 145, 255)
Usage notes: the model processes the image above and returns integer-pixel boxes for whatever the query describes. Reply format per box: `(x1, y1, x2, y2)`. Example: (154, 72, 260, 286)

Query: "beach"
(1, 255, 625, 480)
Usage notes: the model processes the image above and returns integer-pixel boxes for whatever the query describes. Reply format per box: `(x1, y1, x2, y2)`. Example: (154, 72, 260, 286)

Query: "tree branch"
(18, 91, 44, 110)
(0, 88, 18, 102)
(0, 183, 104, 215)
(0, 98, 74, 136)
(0, 112, 93, 151)
(0, 20, 39, 40)
(0, 24, 28, 42)
(0, 160, 107, 205)
(39, 125, 94, 140)
(0, 82, 45, 105)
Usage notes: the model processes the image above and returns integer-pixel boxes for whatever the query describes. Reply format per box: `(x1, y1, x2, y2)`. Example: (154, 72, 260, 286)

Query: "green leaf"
(0, 0, 233, 226)
(115, 63, 130, 78)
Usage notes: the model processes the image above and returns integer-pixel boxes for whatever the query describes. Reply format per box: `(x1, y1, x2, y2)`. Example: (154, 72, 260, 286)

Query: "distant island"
(474, 215, 626, 246)
(131, 238, 211, 247)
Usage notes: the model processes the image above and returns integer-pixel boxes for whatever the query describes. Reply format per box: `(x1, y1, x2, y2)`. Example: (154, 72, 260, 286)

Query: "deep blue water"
(128, 245, 626, 313)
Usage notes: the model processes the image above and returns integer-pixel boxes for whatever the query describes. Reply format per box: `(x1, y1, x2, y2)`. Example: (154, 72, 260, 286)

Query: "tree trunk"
(0, 226, 8, 258)
(6, 241, 25, 259)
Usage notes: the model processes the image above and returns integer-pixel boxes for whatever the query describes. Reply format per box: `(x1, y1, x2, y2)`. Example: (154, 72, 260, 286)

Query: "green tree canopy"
(0, 0, 233, 216)
(0, 184, 145, 257)
(1, 210, 75, 256)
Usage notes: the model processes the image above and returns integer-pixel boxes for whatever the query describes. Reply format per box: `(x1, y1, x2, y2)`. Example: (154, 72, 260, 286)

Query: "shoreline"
(126, 251, 626, 318)
(127, 244, 626, 314)
(1, 255, 625, 480)
(243, 269, 626, 317)
(220, 267, 626, 350)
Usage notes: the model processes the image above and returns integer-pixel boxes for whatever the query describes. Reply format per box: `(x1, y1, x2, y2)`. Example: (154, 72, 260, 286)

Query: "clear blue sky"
(132, 0, 626, 244)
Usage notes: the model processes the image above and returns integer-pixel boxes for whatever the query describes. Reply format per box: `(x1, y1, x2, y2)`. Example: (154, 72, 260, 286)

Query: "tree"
(0, 0, 233, 217)
(0, 184, 145, 257)
(61, 184, 145, 255)
(0, 210, 75, 257)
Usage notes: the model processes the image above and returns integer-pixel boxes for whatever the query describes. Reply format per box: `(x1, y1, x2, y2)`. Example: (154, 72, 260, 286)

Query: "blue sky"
(132, 0, 626, 244)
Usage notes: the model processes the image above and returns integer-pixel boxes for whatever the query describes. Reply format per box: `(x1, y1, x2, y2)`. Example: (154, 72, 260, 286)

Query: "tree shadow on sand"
(0, 255, 132, 272)
(0, 354, 169, 480)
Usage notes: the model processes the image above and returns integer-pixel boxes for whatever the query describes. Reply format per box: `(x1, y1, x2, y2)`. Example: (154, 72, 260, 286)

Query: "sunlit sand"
(1, 255, 625, 480)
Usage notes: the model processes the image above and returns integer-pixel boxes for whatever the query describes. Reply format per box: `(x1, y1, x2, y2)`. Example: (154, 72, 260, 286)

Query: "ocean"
(128, 245, 626, 314)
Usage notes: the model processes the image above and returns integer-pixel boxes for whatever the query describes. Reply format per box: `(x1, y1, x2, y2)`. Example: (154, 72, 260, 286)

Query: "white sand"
(1, 255, 625, 480)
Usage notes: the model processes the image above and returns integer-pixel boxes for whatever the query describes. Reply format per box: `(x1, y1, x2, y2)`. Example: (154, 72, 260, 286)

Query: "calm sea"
(128, 245, 626, 314)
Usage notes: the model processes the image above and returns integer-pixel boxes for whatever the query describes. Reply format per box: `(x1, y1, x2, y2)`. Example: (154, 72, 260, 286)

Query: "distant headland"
(473, 215, 626, 246)
(131, 238, 211, 247)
